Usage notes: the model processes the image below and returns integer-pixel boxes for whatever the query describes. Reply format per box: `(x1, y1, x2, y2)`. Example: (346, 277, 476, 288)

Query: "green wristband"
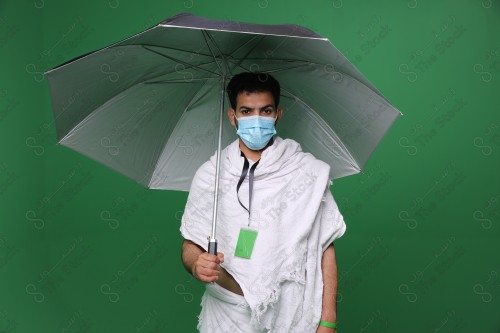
(319, 320, 337, 329)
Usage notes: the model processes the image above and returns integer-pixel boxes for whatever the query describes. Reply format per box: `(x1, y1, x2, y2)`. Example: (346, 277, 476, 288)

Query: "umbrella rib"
(182, 78, 217, 113)
(280, 88, 360, 169)
(200, 30, 225, 76)
(141, 58, 223, 84)
(148, 79, 216, 188)
(136, 43, 214, 59)
(144, 78, 217, 84)
(205, 30, 231, 74)
(226, 34, 266, 70)
(235, 57, 323, 65)
(142, 45, 220, 77)
(202, 30, 231, 76)
(235, 59, 400, 118)
(230, 60, 313, 75)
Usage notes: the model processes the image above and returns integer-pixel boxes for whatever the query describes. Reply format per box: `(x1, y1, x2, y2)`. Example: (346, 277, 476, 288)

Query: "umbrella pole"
(207, 77, 226, 255)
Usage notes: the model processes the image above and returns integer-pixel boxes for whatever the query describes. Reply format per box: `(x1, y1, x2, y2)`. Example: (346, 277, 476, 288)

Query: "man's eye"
(241, 110, 250, 114)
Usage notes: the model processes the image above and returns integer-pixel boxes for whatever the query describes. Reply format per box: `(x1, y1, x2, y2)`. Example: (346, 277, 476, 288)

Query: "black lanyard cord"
(236, 151, 260, 218)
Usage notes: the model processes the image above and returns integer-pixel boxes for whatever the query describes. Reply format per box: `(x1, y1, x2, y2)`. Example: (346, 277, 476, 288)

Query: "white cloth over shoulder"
(180, 137, 346, 332)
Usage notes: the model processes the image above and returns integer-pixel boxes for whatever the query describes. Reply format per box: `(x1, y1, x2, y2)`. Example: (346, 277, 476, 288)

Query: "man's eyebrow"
(260, 104, 274, 110)
(238, 104, 275, 110)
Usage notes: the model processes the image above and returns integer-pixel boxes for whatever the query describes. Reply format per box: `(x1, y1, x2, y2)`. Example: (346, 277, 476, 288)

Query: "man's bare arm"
(181, 239, 205, 275)
(181, 239, 244, 295)
(320, 243, 338, 328)
(181, 239, 224, 282)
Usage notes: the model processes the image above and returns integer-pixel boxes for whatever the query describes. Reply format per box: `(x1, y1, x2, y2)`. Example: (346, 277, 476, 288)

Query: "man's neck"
(239, 138, 274, 162)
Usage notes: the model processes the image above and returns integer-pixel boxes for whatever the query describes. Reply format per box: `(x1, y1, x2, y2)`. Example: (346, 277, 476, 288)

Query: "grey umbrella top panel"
(45, 13, 325, 75)
(161, 12, 324, 39)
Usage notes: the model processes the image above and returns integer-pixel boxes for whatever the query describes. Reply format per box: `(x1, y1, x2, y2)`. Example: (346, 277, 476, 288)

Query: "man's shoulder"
(190, 139, 239, 187)
(195, 139, 238, 171)
(189, 159, 216, 191)
(282, 138, 330, 171)
(299, 152, 331, 177)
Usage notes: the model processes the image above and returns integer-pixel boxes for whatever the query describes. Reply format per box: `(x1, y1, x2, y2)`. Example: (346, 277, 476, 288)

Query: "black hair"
(226, 72, 280, 110)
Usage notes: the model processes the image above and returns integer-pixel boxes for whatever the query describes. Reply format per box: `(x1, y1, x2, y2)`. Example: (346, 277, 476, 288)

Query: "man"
(180, 72, 346, 333)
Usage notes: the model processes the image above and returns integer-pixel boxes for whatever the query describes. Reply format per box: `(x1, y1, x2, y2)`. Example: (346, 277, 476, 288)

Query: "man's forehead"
(236, 91, 276, 108)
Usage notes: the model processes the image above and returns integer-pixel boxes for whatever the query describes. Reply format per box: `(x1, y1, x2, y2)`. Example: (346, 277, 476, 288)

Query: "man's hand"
(181, 240, 242, 294)
(316, 327, 336, 333)
(192, 252, 225, 283)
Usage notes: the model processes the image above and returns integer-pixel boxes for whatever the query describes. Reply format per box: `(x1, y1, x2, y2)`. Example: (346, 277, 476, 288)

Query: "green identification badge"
(234, 228, 258, 259)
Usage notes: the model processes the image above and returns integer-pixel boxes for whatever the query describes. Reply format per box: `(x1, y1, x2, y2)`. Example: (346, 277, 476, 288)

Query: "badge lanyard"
(234, 151, 259, 259)
(236, 151, 260, 223)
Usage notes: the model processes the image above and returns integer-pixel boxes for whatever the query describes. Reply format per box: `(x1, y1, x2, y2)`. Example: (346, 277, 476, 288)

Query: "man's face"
(228, 91, 282, 127)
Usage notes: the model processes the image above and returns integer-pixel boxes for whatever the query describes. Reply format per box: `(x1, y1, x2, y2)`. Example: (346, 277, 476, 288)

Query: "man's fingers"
(192, 252, 225, 282)
(196, 267, 219, 282)
(197, 264, 220, 276)
(199, 252, 225, 264)
(198, 256, 220, 269)
(206, 261, 220, 270)
(200, 252, 221, 264)
(200, 256, 222, 270)
(199, 270, 219, 279)
(194, 260, 220, 280)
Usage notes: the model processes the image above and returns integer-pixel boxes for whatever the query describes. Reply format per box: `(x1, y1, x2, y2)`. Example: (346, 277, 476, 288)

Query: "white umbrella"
(45, 12, 402, 253)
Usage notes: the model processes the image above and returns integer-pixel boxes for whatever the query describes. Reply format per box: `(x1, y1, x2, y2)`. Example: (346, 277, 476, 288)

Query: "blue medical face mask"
(234, 112, 278, 151)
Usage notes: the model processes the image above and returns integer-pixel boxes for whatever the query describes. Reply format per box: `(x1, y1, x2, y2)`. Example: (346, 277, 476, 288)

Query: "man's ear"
(228, 107, 236, 127)
(275, 106, 283, 125)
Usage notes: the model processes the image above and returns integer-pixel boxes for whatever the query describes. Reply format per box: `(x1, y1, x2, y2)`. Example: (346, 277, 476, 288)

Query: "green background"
(1, 0, 499, 332)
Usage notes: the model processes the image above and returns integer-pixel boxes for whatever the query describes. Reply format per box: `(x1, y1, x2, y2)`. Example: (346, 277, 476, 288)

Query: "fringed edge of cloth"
(249, 250, 307, 330)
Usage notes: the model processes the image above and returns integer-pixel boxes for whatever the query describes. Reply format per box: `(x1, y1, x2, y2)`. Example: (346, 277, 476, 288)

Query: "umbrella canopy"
(45, 12, 401, 192)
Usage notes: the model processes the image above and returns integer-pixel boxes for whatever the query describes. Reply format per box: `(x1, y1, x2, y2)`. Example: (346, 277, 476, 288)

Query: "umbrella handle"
(207, 238, 217, 255)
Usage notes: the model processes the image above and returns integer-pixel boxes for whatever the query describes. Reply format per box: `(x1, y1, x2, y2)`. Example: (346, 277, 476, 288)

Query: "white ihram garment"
(180, 137, 346, 332)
